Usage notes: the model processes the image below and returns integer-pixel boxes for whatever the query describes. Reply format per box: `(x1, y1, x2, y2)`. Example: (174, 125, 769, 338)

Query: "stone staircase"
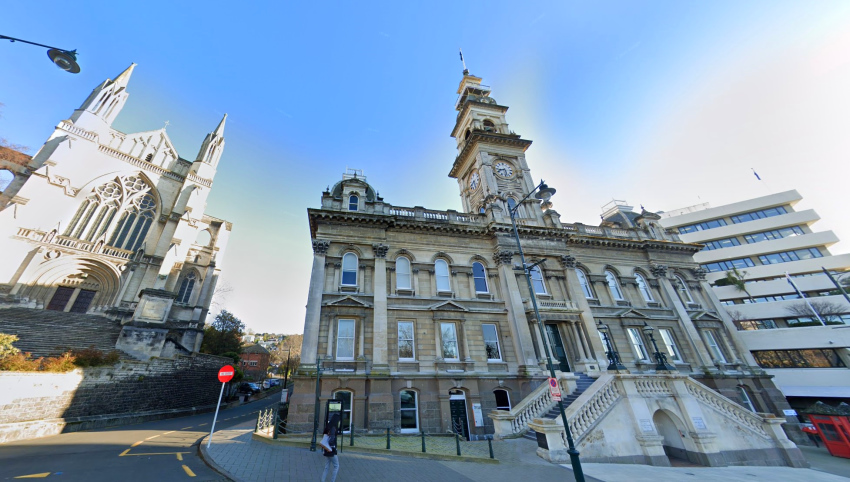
(522, 372, 595, 441)
(0, 307, 124, 357)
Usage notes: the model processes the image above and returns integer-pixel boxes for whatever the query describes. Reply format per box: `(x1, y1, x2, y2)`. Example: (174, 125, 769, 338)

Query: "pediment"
(113, 128, 180, 162)
(324, 296, 372, 308)
(429, 301, 468, 312)
(690, 311, 723, 321)
(616, 308, 652, 319)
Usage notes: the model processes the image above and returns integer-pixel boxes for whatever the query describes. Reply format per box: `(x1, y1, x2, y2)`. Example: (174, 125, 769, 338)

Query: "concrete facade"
(0, 64, 233, 359)
(290, 71, 796, 464)
(658, 192, 850, 415)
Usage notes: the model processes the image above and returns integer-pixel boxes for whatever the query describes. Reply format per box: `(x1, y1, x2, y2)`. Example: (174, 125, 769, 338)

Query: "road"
(0, 397, 279, 481)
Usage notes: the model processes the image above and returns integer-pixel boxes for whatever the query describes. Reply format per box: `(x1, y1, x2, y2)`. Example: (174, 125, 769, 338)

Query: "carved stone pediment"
(690, 311, 723, 322)
(429, 300, 468, 312)
(324, 295, 372, 308)
(616, 308, 652, 319)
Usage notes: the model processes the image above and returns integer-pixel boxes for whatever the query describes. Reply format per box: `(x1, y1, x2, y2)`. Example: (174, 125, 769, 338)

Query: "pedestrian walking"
(320, 413, 340, 482)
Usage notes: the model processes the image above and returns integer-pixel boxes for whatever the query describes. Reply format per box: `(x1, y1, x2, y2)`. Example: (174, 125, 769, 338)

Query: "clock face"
(469, 172, 480, 190)
(494, 162, 514, 178)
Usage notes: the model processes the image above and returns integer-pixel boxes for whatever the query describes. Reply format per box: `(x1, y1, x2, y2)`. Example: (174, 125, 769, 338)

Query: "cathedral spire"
(213, 113, 227, 137)
(69, 63, 137, 132)
(190, 114, 227, 178)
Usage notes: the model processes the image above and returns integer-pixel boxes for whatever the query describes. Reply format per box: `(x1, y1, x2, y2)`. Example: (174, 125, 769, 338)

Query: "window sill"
(646, 302, 662, 308)
(340, 285, 358, 293)
(396, 289, 415, 296)
(476, 292, 492, 300)
(587, 298, 600, 306)
(535, 293, 552, 299)
(437, 290, 454, 297)
(616, 300, 631, 307)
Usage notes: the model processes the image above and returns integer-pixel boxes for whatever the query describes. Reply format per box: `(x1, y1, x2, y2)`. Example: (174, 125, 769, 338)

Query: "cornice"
(449, 132, 533, 179)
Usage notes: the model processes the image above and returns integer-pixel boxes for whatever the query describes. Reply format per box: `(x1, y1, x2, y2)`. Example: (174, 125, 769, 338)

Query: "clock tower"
(449, 71, 555, 226)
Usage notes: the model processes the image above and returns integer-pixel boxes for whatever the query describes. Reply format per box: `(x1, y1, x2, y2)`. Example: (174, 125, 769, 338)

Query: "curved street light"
(1, 34, 80, 73)
(596, 321, 626, 371)
(504, 180, 585, 482)
(641, 322, 676, 371)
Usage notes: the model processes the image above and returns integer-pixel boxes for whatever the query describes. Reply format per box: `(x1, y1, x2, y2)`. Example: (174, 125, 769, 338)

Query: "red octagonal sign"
(218, 365, 235, 383)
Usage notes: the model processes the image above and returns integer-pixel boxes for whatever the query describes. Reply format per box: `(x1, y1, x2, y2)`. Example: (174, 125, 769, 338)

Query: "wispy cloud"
(276, 109, 293, 118)
(617, 41, 641, 59)
(366, 127, 380, 133)
(530, 14, 545, 25)
(379, 32, 390, 38)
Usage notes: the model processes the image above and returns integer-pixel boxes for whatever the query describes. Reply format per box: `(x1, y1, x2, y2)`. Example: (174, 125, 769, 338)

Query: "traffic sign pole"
(208, 365, 235, 449)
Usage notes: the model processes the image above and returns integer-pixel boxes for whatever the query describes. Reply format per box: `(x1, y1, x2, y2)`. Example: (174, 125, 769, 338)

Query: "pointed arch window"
(576, 269, 594, 299)
(635, 273, 653, 302)
(348, 195, 358, 211)
(396, 257, 411, 290)
(606, 270, 624, 301)
(472, 262, 488, 293)
(674, 275, 694, 303)
(65, 174, 156, 251)
(342, 253, 358, 286)
(530, 266, 547, 294)
(176, 272, 197, 304)
(483, 119, 495, 132)
(435, 259, 451, 292)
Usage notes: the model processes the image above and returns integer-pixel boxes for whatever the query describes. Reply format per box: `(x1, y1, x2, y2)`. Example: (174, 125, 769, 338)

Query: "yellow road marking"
(119, 449, 131, 456)
(146, 435, 160, 440)
(131, 441, 144, 447)
(176, 453, 183, 461)
(198, 423, 208, 426)
(182, 465, 196, 477)
(122, 451, 190, 456)
(163, 431, 175, 435)
(181, 426, 193, 430)
(14, 474, 50, 479)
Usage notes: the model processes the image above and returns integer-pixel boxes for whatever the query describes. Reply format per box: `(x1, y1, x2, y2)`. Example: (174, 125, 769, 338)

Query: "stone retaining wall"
(0, 352, 233, 443)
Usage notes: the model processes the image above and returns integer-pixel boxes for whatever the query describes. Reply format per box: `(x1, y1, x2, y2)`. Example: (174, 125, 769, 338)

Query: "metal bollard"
(421, 432, 426, 453)
(455, 431, 461, 456)
(386, 427, 391, 450)
(488, 437, 494, 459)
(339, 430, 343, 452)
(350, 429, 354, 446)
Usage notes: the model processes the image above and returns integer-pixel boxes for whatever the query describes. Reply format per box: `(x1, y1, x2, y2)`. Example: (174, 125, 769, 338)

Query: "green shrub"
(0, 333, 21, 358)
(72, 346, 121, 367)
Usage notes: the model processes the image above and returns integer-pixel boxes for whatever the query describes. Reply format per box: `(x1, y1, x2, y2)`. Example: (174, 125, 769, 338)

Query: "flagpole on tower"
(751, 168, 772, 193)
(459, 48, 468, 74)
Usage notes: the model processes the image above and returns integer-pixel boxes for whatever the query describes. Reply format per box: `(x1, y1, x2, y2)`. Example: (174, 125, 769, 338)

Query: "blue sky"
(2, 1, 849, 333)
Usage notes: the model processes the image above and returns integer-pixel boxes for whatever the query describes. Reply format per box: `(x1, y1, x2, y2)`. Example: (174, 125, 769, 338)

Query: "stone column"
(494, 249, 539, 372)
(326, 317, 334, 358)
(301, 239, 329, 367)
(571, 322, 589, 359)
(434, 319, 444, 360)
(561, 255, 607, 370)
(459, 319, 472, 361)
(652, 264, 712, 369)
(371, 243, 389, 374)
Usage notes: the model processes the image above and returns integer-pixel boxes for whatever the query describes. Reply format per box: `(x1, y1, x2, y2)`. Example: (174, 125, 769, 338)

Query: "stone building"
(289, 70, 804, 465)
(0, 64, 232, 360)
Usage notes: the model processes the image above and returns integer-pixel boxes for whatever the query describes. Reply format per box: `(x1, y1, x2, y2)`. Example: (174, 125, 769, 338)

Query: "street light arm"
(0, 35, 74, 53)
(505, 180, 550, 218)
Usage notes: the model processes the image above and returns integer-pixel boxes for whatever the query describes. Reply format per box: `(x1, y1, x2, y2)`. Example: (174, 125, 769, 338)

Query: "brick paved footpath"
(202, 421, 849, 482)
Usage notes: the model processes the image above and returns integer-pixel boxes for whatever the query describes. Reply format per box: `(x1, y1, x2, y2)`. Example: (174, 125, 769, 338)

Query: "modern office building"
(659, 191, 850, 413)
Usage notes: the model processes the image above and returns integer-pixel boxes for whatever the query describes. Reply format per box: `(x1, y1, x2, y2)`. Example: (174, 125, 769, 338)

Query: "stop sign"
(218, 365, 235, 383)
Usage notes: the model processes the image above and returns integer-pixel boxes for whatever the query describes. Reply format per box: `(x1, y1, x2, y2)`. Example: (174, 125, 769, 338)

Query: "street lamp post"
(309, 356, 323, 452)
(641, 323, 676, 371)
(281, 347, 292, 389)
(596, 322, 626, 371)
(505, 180, 585, 482)
(1, 34, 81, 73)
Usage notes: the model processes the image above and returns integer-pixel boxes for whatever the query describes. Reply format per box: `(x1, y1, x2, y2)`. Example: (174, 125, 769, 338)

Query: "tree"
(270, 334, 303, 378)
(0, 103, 31, 161)
(201, 310, 245, 356)
(786, 300, 848, 324)
(714, 268, 753, 301)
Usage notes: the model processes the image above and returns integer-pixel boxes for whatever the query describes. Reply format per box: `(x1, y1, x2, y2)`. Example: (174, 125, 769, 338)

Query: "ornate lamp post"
(1, 34, 80, 73)
(641, 323, 676, 371)
(505, 180, 585, 482)
(596, 322, 626, 371)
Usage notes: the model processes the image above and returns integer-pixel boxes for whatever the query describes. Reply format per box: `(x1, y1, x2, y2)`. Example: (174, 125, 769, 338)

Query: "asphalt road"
(0, 397, 280, 481)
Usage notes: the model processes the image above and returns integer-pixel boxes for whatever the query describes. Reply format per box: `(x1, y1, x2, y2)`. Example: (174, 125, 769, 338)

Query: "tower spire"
(213, 113, 227, 136)
(112, 63, 137, 89)
(459, 48, 468, 75)
(69, 63, 136, 132)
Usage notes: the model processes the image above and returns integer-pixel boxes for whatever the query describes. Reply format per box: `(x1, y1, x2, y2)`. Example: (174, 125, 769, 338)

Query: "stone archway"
(22, 255, 122, 312)
(653, 409, 691, 463)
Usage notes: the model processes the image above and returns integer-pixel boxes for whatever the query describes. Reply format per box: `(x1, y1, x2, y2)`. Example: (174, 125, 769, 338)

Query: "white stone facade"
(0, 64, 231, 350)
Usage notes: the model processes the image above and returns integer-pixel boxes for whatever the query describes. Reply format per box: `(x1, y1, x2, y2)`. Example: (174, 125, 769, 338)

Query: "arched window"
(348, 195, 358, 211)
(606, 270, 624, 300)
(494, 389, 511, 411)
(396, 257, 411, 290)
(674, 274, 694, 303)
(435, 259, 451, 292)
(635, 273, 653, 302)
(483, 119, 495, 132)
(472, 262, 488, 293)
(0, 169, 14, 192)
(530, 265, 547, 294)
(400, 389, 419, 433)
(341, 253, 358, 286)
(176, 272, 197, 304)
(333, 390, 353, 432)
(65, 174, 156, 251)
(576, 269, 594, 298)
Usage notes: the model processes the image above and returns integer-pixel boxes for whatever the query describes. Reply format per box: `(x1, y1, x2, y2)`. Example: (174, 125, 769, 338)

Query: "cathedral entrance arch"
(653, 409, 692, 464)
(24, 256, 121, 312)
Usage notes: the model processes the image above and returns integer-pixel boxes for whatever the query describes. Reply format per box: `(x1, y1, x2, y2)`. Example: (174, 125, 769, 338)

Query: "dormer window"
(348, 195, 358, 211)
(483, 120, 495, 132)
